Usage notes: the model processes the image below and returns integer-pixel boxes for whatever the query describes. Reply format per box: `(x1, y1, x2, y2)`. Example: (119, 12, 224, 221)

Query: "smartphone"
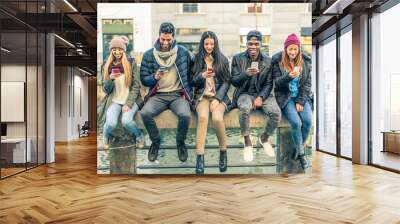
(111, 67, 121, 74)
(293, 66, 300, 73)
(159, 66, 168, 73)
(251, 61, 259, 69)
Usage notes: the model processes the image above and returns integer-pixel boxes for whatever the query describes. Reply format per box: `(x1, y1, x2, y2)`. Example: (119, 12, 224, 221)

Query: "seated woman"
(271, 33, 312, 170)
(99, 36, 144, 150)
(191, 31, 231, 175)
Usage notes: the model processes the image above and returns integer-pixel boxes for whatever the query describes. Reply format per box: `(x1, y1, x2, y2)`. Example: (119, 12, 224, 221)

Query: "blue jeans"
(103, 102, 141, 139)
(281, 98, 312, 156)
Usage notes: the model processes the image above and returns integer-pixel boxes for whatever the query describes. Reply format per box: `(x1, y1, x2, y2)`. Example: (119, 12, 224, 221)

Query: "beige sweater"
(112, 73, 129, 105)
(157, 65, 182, 93)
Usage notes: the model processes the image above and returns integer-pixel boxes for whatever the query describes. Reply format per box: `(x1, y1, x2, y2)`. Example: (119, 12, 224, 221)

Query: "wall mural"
(97, 3, 313, 175)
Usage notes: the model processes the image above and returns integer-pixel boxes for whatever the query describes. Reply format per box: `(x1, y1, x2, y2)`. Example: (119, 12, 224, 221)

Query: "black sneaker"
(219, 150, 227, 172)
(177, 141, 188, 162)
(148, 141, 160, 162)
(195, 154, 204, 175)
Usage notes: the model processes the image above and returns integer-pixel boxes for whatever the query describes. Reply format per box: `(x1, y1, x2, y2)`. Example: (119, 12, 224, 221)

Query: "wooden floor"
(1, 167, 26, 178)
(1, 135, 400, 224)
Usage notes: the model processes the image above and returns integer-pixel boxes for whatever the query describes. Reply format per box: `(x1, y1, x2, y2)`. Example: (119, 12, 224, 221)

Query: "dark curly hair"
(159, 22, 175, 37)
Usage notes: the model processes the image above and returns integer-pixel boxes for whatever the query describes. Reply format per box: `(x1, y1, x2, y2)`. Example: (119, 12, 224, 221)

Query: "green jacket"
(97, 58, 143, 128)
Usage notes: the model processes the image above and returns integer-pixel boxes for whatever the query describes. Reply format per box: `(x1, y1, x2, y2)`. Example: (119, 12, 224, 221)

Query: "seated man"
(139, 22, 193, 162)
(231, 30, 282, 161)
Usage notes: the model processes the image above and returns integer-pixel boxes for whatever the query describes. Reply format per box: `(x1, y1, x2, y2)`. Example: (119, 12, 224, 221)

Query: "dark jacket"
(230, 50, 273, 109)
(190, 56, 231, 107)
(271, 51, 312, 109)
(140, 41, 193, 102)
(97, 58, 143, 128)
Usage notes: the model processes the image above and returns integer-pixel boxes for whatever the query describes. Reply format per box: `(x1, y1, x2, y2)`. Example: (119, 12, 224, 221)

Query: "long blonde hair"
(103, 49, 132, 87)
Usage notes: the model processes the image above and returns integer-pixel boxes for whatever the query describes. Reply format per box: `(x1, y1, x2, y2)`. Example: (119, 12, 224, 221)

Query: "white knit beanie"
(109, 36, 129, 51)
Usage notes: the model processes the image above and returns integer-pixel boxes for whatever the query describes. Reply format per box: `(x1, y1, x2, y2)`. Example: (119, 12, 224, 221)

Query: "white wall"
(1, 65, 31, 138)
(1, 63, 46, 163)
(55, 66, 89, 141)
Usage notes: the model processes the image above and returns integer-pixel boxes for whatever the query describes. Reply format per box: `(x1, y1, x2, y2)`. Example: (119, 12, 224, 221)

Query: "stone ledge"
(134, 108, 290, 129)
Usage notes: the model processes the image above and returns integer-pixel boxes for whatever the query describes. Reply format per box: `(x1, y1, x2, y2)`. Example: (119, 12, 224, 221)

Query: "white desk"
(1, 138, 31, 163)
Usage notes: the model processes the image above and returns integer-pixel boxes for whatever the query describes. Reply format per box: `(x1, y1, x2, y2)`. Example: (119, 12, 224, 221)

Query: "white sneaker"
(136, 134, 145, 149)
(259, 138, 275, 157)
(243, 145, 254, 162)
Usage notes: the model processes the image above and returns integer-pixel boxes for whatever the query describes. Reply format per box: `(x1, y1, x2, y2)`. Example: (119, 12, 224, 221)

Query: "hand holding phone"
(251, 61, 259, 69)
(207, 67, 215, 77)
(247, 62, 259, 76)
(112, 68, 120, 74)
(155, 66, 168, 80)
(110, 67, 121, 79)
(159, 66, 168, 73)
(290, 66, 300, 78)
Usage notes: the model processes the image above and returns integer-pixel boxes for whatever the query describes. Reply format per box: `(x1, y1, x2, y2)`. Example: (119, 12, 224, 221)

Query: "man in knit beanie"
(231, 30, 282, 162)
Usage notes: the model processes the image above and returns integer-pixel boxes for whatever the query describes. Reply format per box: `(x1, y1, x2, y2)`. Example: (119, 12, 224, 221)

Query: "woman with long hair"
(272, 33, 312, 170)
(100, 36, 144, 149)
(191, 31, 231, 174)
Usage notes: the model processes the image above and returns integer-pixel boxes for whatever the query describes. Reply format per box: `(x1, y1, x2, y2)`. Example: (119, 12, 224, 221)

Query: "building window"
(307, 3, 312, 13)
(103, 19, 132, 25)
(102, 19, 134, 61)
(182, 3, 198, 13)
(178, 42, 198, 55)
(318, 37, 337, 155)
(247, 3, 263, 13)
(370, 3, 400, 171)
(103, 19, 112, 25)
(301, 27, 312, 56)
(240, 35, 270, 56)
(176, 28, 206, 36)
(301, 35, 312, 56)
(340, 29, 352, 158)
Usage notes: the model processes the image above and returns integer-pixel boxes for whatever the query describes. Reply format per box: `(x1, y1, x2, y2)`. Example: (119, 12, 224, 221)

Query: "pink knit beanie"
(284, 33, 301, 49)
(109, 36, 129, 51)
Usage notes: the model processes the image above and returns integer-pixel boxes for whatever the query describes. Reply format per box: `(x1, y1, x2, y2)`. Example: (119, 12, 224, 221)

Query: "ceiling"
(311, 0, 390, 43)
(0, 0, 395, 74)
